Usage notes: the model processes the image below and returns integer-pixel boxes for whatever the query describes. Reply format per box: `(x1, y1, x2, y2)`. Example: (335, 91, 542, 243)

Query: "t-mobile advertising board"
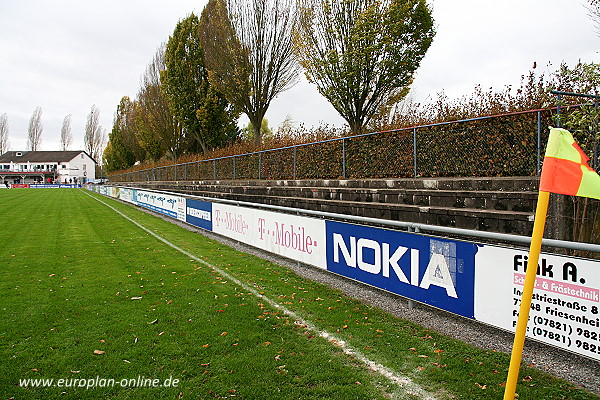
(211, 203, 326, 269)
(90, 185, 600, 360)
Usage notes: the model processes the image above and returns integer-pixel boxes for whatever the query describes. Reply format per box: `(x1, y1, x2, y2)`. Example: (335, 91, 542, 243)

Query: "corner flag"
(539, 127, 600, 199)
(504, 127, 600, 400)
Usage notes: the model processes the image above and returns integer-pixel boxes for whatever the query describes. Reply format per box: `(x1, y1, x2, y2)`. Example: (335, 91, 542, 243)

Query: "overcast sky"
(0, 0, 598, 152)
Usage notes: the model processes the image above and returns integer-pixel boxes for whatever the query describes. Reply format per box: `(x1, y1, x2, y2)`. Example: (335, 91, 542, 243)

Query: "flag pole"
(503, 190, 550, 400)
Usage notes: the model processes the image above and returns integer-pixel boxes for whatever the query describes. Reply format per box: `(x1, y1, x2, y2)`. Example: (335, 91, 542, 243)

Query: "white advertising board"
(135, 190, 186, 221)
(475, 245, 600, 360)
(212, 203, 326, 269)
(117, 188, 135, 204)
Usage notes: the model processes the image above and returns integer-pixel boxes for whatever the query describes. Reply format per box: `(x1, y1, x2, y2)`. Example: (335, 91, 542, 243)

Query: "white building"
(0, 151, 97, 184)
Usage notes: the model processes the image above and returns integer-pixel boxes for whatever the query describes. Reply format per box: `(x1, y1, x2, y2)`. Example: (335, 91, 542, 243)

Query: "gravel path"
(144, 207, 600, 396)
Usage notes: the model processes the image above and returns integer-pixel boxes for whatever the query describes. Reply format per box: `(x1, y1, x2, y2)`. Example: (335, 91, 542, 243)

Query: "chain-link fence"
(112, 108, 562, 183)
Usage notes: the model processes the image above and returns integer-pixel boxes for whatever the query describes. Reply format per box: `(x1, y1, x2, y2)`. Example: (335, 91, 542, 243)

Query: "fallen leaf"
(93, 350, 105, 355)
(147, 319, 159, 325)
(475, 383, 487, 389)
(131, 297, 142, 300)
(417, 355, 429, 358)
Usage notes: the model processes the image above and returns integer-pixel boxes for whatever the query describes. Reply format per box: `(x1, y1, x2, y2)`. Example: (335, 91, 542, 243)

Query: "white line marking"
(85, 191, 436, 400)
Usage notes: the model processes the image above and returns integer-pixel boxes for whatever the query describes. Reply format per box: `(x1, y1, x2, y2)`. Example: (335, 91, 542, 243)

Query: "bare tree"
(85, 105, 106, 161)
(199, 0, 300, 144)
(27, 106, 43, 151)
(60, 114, 73, 151)
(0, 113, 9, 154)
(137, 44, 185, 161)
(587, 0, 600, 34)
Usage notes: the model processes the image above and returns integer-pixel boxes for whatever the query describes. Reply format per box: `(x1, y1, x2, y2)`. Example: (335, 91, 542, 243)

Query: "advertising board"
(185, 199, 213, 231)
(475, 246, 600, 360)
(134, 190, 185, 221)
(325, 221, 479, 318)
(212, 203, 326, 269)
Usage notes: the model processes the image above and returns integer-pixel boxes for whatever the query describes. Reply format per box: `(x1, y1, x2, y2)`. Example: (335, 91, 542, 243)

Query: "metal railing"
(110, 108, 556, 183)
(112, 185, 600, 254)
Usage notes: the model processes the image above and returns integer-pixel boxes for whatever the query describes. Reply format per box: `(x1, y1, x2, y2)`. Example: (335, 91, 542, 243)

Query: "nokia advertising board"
(325, 221, 479, 319)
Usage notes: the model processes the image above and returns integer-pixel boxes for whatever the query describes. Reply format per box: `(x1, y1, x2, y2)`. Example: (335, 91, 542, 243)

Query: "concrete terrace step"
(173, 185, 537, 213)
(131, 177, 539, 235)
(169, 176, 539, 191)
(147, 186, 535, 235)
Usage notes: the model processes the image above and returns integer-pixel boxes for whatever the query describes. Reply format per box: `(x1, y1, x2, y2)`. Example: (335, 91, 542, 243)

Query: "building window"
(62, 165, 66, 169)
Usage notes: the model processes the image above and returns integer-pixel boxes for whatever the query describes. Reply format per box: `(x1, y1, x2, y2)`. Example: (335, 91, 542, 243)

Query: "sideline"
(83, 190, 437, 400)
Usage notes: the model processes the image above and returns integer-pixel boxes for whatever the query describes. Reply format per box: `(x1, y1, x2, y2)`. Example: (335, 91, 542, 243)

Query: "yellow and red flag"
(539, 127, 600, 199)
(504, 127, 600, 400)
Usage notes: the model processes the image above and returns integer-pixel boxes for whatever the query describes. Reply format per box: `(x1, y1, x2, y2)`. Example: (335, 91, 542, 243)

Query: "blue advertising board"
(185, 199, 213, 231)
(325, 221, 480, 318)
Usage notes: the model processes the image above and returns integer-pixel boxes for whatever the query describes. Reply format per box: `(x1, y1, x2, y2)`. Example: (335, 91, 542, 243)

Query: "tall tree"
(162, 14, 238, 154)
(0, 113, 9, 154)
(200, 0, 300, 145)
(27, 106, 43, 150)
(137, 44, 185, 161)
(60, 114, 73, 151)
(104, 97, 144, 171)
(84, 105, 106, 161)
(294, 0, 435, 134)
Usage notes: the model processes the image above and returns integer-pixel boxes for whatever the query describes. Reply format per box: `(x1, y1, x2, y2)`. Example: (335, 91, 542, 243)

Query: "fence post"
(184, 163, 187, 180)
(413, 127, 418, 177)
(537, 110, 541, 175)
(342, 138, 347, 179)
(233, 156, 237, 180)
(213, 160, 217, 180)
(594, 99, 599, 170)
(293, 147, 297, 180)
(259, 153, 262, 180)
(556, 93, 562, 128)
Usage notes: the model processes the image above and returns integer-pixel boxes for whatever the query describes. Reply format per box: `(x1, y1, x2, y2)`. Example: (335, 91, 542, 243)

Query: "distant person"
(4, 180, 9, 189)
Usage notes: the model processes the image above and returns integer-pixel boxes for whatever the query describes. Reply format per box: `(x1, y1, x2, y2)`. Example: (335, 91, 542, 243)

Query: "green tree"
(199, 0, 300, 145)
(241, 118, 273, 142)
(294, 0, 435, 134)
(162, 13, 238, 154)
(104, 97, 138, 171)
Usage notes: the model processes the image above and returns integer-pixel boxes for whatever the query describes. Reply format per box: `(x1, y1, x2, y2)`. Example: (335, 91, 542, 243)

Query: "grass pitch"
(0, 189, 597, 400)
